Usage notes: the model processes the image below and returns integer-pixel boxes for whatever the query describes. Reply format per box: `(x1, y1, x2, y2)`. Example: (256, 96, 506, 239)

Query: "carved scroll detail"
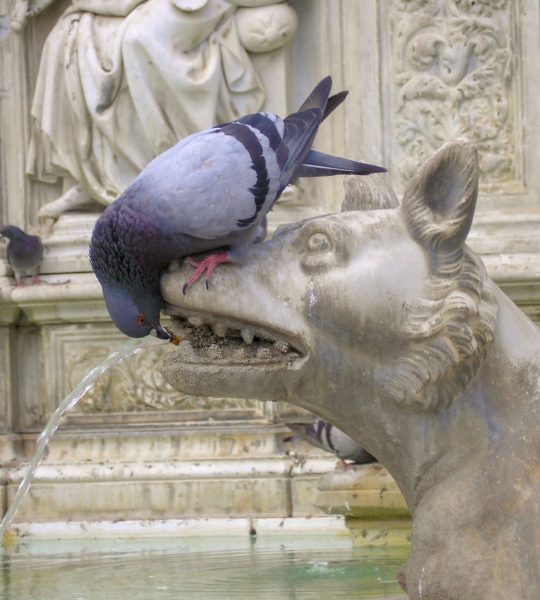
(390, 0, 517, 184)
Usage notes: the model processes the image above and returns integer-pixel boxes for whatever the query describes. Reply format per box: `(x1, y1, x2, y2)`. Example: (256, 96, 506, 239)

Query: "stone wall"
(0, 0, 539, 527)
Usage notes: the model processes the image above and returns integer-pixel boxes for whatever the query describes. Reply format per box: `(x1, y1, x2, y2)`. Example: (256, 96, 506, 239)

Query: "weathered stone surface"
(9, 476, 291, 522)
(316, 464, 409, 519)
(314, 464, 411, 548)
(3, 428, 338, 524)
(163, 142, 540, 599)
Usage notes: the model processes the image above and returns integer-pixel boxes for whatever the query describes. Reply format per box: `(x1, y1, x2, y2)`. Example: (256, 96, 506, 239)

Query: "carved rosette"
(390, 0, 517, 185)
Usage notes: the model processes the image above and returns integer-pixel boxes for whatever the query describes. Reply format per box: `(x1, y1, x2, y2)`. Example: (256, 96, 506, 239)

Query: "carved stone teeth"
(273, 340, 289, 354)
(256, 347, 273, 360)
(241, 328, 254, 344)
(188, 316, 204, 326)
(179, 340, 197, 359)
(213, 323, 227, 338)
(207, 344, 223, 360)
(233, 347, 248, 361)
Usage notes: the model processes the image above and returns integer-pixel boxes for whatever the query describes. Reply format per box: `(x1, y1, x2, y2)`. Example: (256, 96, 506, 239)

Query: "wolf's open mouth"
(167, 310, 305, 366)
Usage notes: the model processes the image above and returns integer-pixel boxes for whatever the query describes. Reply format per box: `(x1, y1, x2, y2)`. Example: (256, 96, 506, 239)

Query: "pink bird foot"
(183, 253, 231, 294)
(31, 274, 42, 285)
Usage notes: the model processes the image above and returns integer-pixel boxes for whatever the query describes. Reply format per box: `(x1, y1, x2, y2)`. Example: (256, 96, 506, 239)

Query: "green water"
(0, 536, 407, 599)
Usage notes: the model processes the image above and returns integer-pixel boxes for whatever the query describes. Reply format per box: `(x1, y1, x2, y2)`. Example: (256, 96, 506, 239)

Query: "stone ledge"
(0, 429, 340, 524)
(316, 463, 409, 518)
(344, 517, 411, 548)
(7, 477, 293, 522)
(315, 464, 411, 548)
(6, 515, 350, 539)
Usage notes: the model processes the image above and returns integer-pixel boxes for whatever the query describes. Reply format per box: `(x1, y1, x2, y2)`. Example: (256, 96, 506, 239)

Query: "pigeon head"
(0, 225, 25, 240)
(102, 284, 170, 340)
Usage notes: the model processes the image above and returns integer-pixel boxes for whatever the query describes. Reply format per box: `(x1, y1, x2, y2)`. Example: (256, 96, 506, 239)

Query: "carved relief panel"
(386, 0, 521, 189)
(37, 324, 267, 429)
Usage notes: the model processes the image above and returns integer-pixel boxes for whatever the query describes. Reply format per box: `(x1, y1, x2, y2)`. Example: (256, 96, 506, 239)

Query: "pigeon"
(284, 419, 376, 464)
(0, 225, 43, 286)
(89, 75, 386, 340)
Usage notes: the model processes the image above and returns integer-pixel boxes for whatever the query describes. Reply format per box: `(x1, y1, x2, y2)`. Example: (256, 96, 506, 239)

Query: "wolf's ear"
(402, 142, 479, 277)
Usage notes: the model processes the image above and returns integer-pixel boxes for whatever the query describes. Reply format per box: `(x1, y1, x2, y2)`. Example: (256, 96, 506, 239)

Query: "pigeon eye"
(137, 314, 145, 325)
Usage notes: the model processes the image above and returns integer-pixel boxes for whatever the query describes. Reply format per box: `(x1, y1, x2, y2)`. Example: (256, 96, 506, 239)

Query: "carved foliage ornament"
(65, 343, 259, 415)
(391, 0, 515, 184)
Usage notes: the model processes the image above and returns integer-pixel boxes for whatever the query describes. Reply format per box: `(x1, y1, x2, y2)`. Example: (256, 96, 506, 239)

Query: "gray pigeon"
(285, 419, 376, 464)
(0, 225, 43, 286)
(89, 76, 386, 340)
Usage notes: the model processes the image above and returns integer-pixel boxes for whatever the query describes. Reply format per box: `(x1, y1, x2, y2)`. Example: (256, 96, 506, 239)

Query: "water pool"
(0, 535, 408, 599)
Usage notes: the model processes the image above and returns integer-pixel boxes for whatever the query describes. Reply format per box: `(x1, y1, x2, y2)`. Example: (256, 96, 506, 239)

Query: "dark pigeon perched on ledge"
(89, 75, 386, 340)
(285, 419, 376, 465)
(0, 225, 43, 286)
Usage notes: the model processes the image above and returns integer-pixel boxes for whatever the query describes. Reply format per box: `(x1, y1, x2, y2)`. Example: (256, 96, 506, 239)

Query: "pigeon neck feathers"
(89, 201, 171, 292)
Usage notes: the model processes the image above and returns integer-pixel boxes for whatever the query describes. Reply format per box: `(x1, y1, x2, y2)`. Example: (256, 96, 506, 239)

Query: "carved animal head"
(161, 142, 497, 417)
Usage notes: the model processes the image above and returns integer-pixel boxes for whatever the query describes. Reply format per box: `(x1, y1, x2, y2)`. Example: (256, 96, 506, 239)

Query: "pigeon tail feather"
(296, 76, 333, 113)
(295, 149, 387, 178)
(322, 91, 348, 121)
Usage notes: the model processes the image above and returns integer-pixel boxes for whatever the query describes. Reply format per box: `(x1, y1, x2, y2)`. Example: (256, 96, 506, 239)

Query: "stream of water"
(0, 336, 167, 539)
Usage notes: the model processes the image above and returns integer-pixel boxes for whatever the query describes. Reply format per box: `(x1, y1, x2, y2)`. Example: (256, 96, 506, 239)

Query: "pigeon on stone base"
(0, 225, 43, 286)
(285, 419, 376, 465)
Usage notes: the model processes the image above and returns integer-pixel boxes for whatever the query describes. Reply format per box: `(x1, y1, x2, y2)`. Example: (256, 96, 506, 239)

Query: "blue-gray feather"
(285, 420, 376, 464)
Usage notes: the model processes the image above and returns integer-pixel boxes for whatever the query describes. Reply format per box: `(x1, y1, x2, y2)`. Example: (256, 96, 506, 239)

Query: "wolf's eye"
(137, 314, 146, 325)
(298, 222, 348, 274)
(306, 232, 332, 253)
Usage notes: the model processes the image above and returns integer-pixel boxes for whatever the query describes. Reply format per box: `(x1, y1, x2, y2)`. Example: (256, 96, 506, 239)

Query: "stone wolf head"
(162, 142, 540, 600)
(161, 142, 497, 415)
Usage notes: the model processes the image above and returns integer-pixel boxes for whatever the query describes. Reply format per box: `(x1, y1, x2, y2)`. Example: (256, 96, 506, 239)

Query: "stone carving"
(63, 341, 260, 415)
(161, 142, 540, 599)
(391, 0, 516, 183)
(15, 0, 297, 218)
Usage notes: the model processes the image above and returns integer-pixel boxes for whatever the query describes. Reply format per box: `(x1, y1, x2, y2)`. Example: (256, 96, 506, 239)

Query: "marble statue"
(14, 0, 297, 218)
(160, 142, 540, 599)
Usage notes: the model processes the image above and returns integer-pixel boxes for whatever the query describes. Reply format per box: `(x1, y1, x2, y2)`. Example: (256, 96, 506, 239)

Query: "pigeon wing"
(127, 127, 280, 240)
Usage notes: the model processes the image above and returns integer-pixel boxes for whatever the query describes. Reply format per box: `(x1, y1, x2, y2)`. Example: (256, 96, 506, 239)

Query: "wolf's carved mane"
(343, 150, 498, 412)
(381, 249, 498, 411)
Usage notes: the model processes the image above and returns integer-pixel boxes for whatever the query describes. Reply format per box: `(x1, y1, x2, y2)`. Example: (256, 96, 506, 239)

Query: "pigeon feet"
(183, 253, 231, 294)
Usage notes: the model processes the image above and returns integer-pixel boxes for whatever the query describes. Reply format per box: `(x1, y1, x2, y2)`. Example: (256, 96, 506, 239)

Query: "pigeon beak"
(150, 324, 171, 340)
(150, 324, 181, 345)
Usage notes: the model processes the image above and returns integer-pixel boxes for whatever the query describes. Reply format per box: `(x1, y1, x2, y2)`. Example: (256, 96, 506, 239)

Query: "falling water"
(0, 335, 168, 540)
